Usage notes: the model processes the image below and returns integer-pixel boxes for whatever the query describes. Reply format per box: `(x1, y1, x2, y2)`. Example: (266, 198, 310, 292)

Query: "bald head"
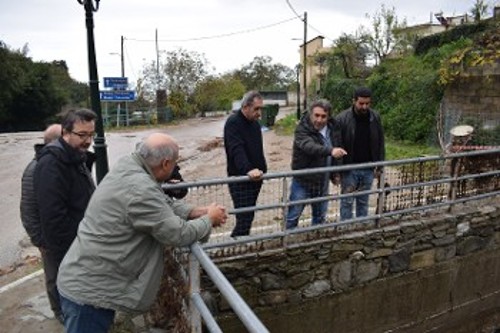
(44, 124, 62, 144)
(137, 133, 179, 168)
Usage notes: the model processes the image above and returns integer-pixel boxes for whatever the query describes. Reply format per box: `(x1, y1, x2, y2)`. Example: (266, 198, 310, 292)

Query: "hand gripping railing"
(189, 242, 269, 333)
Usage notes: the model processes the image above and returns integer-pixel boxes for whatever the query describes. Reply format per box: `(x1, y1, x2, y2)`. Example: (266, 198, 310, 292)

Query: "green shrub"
(274, 114, 298, 136)
(322, 77, 364, 115)
(415, 20, 489, 55)
(368, 55, 444, 144)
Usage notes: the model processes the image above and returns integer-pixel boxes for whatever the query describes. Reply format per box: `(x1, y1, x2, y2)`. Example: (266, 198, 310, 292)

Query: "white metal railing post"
(189, 252, 202, 333)
(190, 243, 270, 333)
(376, 170, 386, 227)
(282, 176, 289, 231)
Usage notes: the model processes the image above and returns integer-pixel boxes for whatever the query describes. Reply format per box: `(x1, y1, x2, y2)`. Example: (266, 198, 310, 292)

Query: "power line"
(285, 0, 303, 20)
(307, 23, 334, 43)
(122, 41, 137, 82)
(126, 17, 298, 43)
(285, 0, 333, 42)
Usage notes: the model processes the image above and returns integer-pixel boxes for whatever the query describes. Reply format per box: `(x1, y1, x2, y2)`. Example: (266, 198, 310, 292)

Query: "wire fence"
(162, 148, 500, 249)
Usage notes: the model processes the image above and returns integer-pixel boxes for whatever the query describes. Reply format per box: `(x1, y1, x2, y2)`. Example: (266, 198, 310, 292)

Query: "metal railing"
(188, 243, 269, 333)
(164, 148, 500, 246)
(164, 148, 499, 331)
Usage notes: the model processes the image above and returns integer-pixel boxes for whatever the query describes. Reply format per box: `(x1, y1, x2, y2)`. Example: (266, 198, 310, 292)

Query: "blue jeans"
(60, 294, 115, 333)
(340, 169, 375, 220)
(286, 178, 328, 229)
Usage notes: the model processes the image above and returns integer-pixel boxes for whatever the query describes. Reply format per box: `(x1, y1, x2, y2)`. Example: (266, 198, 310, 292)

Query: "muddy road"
(0, 108, 294, 270)
(0, 116, 226, 269)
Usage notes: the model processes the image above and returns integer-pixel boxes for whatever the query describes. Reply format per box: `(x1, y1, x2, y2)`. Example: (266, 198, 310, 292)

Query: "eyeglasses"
(71, 131, 96, 140)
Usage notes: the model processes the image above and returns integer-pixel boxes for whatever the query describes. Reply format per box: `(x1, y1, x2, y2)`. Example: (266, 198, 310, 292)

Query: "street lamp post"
(77, 0, 109, 183)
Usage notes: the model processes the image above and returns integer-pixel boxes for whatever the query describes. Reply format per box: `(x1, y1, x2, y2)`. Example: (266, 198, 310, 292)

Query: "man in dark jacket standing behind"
(224, 91, 267, 237)
(34, 108, 97, 323)
(20, 124, 62, 322)
(335, 87, 385, 221)
(21, 124, 61, 248)
(286, 100, 347, 229)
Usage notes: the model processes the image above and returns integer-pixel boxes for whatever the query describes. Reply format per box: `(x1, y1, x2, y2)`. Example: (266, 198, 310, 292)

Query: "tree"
(192, 74, 245, 114)
(361, 5, 407, 64)
(231, 56, 295, 91)
(0, 42, 88, 132)
(326, 33, 370, 79)
(140, 48, 209, 102)
(471, 0, 489, 22)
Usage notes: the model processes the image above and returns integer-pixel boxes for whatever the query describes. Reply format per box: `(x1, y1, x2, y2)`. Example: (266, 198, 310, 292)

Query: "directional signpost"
(103, 77, 128, 89)
(100, 90, 135, 101)
(101, 77, 135, 126)
(101, 77, 134, 101)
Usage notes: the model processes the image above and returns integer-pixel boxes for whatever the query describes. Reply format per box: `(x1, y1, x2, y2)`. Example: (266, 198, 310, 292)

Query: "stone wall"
(203, 201, 500, 332)
(443, 61, 500, 129)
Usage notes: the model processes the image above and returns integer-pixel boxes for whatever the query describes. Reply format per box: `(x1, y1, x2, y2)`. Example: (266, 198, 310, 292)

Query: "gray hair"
(136, 140, 178, 168)
(310, 99, 332, 116)
(241, 90, 263, 108)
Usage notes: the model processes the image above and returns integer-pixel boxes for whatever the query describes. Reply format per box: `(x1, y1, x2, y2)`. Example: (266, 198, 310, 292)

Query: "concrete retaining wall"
(204, 202, 500, 332)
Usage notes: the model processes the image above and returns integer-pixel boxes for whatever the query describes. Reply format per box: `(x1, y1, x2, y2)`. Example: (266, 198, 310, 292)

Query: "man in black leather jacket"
(286, 100, 346, 229)
(335, 87, 385, 221)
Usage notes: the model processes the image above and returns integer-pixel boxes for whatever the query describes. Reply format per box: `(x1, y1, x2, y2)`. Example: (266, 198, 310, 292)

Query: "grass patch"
(274, 114, 298, 136)
(386, 139, 441, 160)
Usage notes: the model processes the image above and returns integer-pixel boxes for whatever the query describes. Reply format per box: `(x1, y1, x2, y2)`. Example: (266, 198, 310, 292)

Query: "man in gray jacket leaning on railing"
(57, 133, 227, 333)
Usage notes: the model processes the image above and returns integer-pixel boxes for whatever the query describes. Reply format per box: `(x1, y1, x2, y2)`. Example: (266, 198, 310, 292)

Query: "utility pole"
(120, 35, 125, 77)
(155, 29, 160, 87)
(120, 35, 125, 126)
(303, 11, 308, 112)
(77, 0, 109, 183)
(155, 29, 168, 122)
(295, 64, 301, 120)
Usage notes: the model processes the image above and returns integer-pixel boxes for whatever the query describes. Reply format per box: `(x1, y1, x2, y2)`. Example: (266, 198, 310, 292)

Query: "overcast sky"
(0, 0, 486, 86)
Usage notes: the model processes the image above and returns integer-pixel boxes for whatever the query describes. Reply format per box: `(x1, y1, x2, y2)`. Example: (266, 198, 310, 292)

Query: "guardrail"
(163, 148, 499, 331)
(188, 243, 269, 333)
(164, 148, 500, 246)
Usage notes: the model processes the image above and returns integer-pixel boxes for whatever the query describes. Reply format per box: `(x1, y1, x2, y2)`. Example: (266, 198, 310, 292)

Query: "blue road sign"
(103, 77, 128, 89)
(100, 90, 135, 101)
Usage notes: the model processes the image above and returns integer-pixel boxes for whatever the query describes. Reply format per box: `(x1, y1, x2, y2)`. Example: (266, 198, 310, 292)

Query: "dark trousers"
(41, 248, 65, 317)
(228, 181, 262, 237)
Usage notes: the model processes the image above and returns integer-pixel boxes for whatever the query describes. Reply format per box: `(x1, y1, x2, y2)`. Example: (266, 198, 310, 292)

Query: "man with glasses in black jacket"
(33, 108, 97, 324)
